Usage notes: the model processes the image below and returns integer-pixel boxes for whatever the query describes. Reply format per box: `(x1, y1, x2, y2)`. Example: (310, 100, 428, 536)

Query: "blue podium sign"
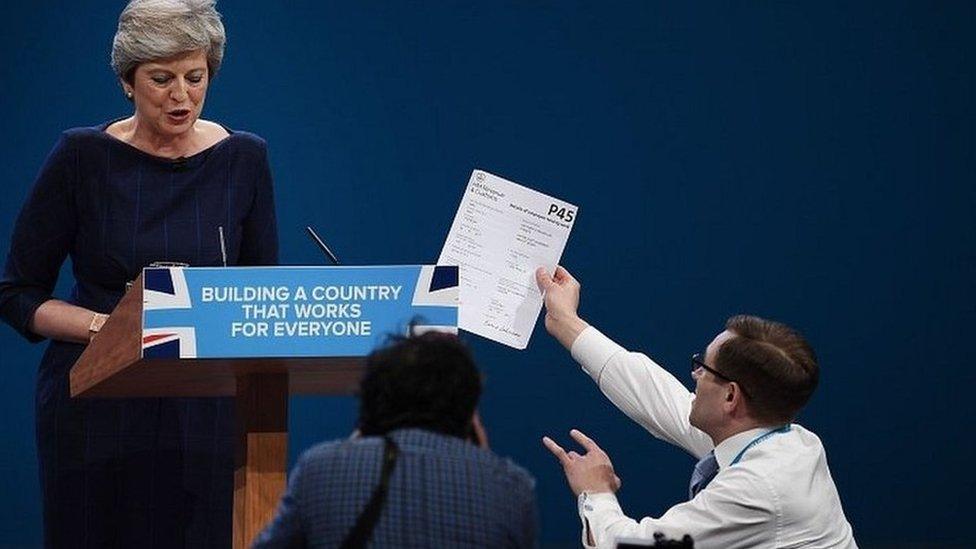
(141, 265, 458, 359)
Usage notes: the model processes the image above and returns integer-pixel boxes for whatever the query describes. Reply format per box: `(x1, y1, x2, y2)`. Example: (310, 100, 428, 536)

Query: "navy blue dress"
(0, 122, 278, 548)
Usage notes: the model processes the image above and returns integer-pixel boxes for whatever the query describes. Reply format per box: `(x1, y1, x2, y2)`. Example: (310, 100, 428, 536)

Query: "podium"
(70, 265, 459, 547)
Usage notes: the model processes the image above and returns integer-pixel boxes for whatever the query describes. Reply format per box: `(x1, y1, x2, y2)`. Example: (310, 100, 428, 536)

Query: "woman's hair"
(111, 0, 226, 83)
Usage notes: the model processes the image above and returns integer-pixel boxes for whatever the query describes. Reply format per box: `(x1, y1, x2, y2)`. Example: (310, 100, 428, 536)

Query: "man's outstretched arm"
(535, 266, 712, 457)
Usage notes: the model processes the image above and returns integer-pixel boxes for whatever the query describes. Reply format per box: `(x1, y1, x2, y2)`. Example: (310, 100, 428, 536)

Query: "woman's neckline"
(99, 117, 235, 164)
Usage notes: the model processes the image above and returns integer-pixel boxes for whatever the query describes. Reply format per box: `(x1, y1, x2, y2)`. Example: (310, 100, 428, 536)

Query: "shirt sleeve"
(252, 453, 308, 548)
(0, 133, 78, 342)
(578, 468, 776, 549)
(570, 327, 713, 458)
(237, 140, 279, 266)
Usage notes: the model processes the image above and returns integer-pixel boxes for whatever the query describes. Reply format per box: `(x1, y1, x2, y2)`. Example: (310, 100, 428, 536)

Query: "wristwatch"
(88, 313, 109, 341)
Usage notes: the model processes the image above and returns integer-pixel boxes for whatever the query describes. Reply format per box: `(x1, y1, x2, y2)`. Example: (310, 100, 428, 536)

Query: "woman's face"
(125, 49, 210, 138)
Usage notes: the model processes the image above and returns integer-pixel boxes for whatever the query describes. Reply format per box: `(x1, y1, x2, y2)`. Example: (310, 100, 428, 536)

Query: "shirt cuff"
(578, 491, 623, 548)
(571, 326, 626, 385)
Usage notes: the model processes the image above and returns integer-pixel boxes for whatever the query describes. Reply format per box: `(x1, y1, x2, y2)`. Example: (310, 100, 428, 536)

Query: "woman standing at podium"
(0, 1, 278, 546)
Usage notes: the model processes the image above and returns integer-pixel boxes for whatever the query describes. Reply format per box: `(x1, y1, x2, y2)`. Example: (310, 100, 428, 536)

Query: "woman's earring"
(125, 91, 133, 100)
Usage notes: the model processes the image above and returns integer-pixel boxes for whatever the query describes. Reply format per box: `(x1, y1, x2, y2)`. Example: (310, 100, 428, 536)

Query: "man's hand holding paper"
(438, 170, 578, 349)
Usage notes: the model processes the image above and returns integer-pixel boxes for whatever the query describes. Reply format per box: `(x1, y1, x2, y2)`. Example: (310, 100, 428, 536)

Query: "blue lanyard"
(729, 425, 791, 466)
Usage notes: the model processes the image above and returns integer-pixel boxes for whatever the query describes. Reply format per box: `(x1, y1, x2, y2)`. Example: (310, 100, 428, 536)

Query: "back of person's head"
(717, 315, 819, 423)
(358, 331, 481, 438)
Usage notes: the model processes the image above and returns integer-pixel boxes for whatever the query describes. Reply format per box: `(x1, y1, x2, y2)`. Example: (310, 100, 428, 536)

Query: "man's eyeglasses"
(691, 353, 750, 398)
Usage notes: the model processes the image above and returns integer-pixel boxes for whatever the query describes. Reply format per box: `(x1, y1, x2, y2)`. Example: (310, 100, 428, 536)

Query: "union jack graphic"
(142, 268, 197, 358)
(410, 265, 460, 334)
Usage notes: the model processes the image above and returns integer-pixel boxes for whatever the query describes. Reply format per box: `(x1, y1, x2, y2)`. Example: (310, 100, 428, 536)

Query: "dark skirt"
(37, 341, 234, 548)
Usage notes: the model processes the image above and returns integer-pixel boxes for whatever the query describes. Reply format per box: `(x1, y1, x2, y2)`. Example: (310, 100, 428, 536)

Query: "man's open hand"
(542, 429, 621, 497)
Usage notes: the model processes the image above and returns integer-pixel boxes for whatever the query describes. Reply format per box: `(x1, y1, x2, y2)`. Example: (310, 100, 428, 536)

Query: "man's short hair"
(358, 332, 482, 438)
(716, 315, 819, 423)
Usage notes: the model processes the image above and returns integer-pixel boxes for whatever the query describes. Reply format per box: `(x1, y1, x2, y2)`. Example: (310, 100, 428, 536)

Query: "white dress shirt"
(571, 326, 857, 549)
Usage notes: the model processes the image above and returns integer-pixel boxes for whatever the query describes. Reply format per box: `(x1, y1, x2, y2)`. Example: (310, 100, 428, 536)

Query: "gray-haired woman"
(0, 1, 278, 545)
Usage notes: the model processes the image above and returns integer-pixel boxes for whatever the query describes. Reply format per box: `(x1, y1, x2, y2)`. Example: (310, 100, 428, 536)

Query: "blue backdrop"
(1, 1, 973, 547)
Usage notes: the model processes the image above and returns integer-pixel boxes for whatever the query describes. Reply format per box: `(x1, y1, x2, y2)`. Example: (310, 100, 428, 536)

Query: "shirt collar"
(386, 427, 475, 452)
(713, 427, 769, 469)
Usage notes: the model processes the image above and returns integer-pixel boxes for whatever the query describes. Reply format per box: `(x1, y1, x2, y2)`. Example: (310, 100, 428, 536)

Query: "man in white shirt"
(536, 266, 857, 549)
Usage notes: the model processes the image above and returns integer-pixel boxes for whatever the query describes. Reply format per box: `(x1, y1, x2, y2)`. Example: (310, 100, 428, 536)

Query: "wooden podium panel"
(233, 373, 288, 548)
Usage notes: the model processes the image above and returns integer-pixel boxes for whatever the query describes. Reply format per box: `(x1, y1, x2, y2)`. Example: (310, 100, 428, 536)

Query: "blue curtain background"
(1, 2, 973, 546)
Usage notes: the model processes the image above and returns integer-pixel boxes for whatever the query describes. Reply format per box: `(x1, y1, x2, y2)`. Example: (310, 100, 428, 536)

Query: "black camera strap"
(339, 436, 399, 549)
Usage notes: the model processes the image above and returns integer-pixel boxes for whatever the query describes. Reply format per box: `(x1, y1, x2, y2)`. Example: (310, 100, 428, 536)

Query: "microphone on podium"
(305, 226, 340, 265)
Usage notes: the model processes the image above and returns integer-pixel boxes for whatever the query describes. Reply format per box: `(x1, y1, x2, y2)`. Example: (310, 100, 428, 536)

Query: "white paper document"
(437, 169, 578, 349)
